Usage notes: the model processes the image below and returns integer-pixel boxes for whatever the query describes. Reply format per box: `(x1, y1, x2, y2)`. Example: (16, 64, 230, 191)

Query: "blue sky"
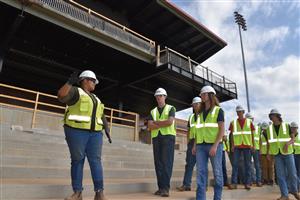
(173, 0, 300, 128)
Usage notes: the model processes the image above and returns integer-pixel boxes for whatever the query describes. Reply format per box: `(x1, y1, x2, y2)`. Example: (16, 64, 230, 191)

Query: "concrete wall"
(1, 105, 135, 141)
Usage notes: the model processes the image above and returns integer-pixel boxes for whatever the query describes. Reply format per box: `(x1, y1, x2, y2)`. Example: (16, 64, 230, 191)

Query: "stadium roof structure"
(0, 0, 237, 116)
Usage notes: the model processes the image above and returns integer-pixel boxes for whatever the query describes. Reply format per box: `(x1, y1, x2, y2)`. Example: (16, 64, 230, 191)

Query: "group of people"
(176, 94, 300, 200)
(58, 70, 299, 200)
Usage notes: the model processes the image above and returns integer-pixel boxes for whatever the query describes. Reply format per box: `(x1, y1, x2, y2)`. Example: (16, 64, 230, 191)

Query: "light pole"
(234, 11, 250, 113)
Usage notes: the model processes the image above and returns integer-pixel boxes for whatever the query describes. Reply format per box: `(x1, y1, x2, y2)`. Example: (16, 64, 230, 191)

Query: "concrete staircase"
(1, 124, 195, 199)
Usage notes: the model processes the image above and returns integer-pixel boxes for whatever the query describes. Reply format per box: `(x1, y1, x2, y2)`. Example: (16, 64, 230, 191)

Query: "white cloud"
(174, 0, 300, 127)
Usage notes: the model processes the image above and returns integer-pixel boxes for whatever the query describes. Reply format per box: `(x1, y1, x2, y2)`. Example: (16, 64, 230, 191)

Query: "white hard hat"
(191, 97, 201, 104)
(79, 70, 99, 84)
(261, 121, 269, 130)
(290, 122, 299, 128)
(236, 105, 245, 112)
(245, 112, 253, 119)
(200, 85, 216, 95)
(154, 88, 167, 96)
(269, 109, 281, 116)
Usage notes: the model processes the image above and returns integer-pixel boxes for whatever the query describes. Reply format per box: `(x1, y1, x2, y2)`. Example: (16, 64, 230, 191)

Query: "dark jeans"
(222, 151, 228, 185)
(252, 150, 261, 183)
(64, 126, 104, 192)
(231, 148, 252, 185)
(152, 134, 175, 191)
(294, 154, 300, 189)
(182, 140, 196, 187)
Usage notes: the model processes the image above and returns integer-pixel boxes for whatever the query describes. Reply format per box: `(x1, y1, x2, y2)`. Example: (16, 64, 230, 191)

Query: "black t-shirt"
(274, 124, 292, 136)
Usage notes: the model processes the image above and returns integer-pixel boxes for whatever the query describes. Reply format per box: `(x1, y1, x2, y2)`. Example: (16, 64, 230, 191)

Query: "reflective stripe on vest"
(150, 104, 176, 138)
(65, 87, 104, 131)
(293, 133, 300, 154)
(231, 118, 253, 146)
(267, 123, 293, 155)
(188, 114, 197, 139)
(195, 106, 221, 144)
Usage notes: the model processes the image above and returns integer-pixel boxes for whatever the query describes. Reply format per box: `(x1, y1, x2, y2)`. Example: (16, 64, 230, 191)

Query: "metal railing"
(0, 83, 139, 141)
(30, 0, 155, 55)
(158, 47, 237, 94)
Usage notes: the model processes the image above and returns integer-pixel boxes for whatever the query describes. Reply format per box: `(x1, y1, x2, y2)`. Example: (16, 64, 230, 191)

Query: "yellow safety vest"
(267, 123, 293, 155)
(293, 133, 300, 154)
(150, 104, 176, 139)
(195, 106, 221, 144)
(260, 131, 268, 155)
(65, 87, 104, 131)
(254, 125, 261, 150)
(188, 113, 197, 140)
(231, 118, 253, 146)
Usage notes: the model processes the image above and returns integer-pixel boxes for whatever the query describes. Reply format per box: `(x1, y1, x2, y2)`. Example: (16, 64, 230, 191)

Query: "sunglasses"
(85, 78, 96, 83)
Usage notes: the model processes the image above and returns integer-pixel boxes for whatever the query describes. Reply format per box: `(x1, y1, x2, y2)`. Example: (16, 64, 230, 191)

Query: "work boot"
(277, 196, 289, 200)
(291, 192, 300, 200)
(154, 189, 162, 195)
(244, 185, 251, 190)
(64, 191, 82, 200)
(94, 190, 107, 200)
(176, 185, 191, 191)
(256, 182, 263, 187)
(160, 189, 169, 197)
(227, 184, 237, 190)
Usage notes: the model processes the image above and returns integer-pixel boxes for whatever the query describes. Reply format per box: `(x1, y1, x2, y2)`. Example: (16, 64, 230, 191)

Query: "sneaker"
(277, 196, 289, 200)
(154, 189, 162, 195)
(64, 192, 82, 200)
(291, 192, 300, 200)
(176, 185, 191, 191)
(160, 189, 169, 197)
(94, 190, 107, 200)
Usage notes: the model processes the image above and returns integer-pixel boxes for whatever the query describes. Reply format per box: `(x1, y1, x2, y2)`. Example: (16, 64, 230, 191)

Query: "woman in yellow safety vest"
(58, 70, 111, 200)
(192, 85, 225, 200)
(267, 109, 299, 200)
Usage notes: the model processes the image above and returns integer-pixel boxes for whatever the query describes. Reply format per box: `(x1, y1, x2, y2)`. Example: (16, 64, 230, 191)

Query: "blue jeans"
(275, 154, 298, 197)
(196, 144, 223, 200)
(231, 148, 252, 185)
(152, 134, 175, 191)
(222, 151, 228, 185)
(294, 154, 300, 189)
(182, 140, 196, 187)
(252, 150, 262, 183)
(64, 126, 104, 192)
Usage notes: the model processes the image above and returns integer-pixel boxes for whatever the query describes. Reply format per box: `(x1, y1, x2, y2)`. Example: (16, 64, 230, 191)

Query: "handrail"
(0, 83, 139, 140)
(68, 0, 155, 46)
(29, 0, 155, 55)
(158, 47, 237, 94)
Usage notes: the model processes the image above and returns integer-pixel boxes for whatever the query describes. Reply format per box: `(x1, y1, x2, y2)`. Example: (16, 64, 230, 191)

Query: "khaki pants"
(260, 154, 274, 183)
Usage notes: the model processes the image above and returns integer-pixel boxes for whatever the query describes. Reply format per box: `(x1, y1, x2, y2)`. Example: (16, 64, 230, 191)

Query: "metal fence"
(0, 83, 140, 141)
(35, 0, 155, 55)
(159, 47, 237, 94)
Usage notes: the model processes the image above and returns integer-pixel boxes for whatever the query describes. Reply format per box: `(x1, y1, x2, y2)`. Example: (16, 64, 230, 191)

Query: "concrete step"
(3, 127, 155, 149)
(2, 177, 196, 199)
(2, 147, 186, 166)
(2, 155, 186, 169)
(2, 179, 279, 200)
(2, 165, 193, 179)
